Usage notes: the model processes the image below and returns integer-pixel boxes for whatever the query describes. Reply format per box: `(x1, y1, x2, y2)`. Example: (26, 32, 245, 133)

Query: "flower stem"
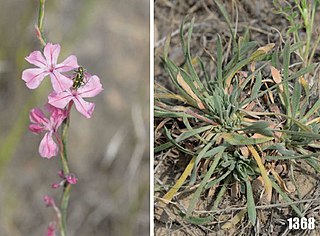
(37, 0, 46, 46)
(59, 116, 71, 236)
(61, 117, 70, 174)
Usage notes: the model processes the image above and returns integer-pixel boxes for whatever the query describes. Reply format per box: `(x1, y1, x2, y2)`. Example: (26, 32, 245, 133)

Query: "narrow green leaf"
(244, 63, 315, 105)
(185, 215, 214, 225)
(305, 158, 320, 173)
(164, 127, 194, 155)
(251, 71, 262, 99)
(212, 95, 223, 119)
(185, 176, 230, 225)
(186, 149, 225, 217)
(217, 35, 223, 86)
(283, 40, 290, 81)
(222, 133, 273, 145)
(202, 145, 227, 158)
(213, 0, 235, 40)
(182, 117, 210, 143)
(243, 121, 270, 130)
(154, 108, 193, 119)
(198, 57, 212, 92)
(276, 130, 320, 140)
(262, 144, 296, 156)
(154, 125, 213, 153)
(292, 79, 301, 118)
(184, 17, 204, 91)
(265, 153, 320, 160)
(205, 170, 231, 189)
(163, 58, 198, 107)
(301, 99, 320, 123)
(179, 68, 205, 104)
(190, 138, 216, 185)
(271, 181, 304, 217)
(282, 41, 292, 118)
(239, 41, 258, 59)
(240, 121, 273, 137)
(245, 179, 256, 225)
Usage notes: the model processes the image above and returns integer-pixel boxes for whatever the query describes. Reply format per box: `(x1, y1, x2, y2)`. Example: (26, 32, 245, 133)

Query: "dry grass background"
(0, 0, 149, 235)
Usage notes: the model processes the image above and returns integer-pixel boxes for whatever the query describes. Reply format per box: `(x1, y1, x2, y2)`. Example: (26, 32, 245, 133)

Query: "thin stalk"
(59, 115, 71, 236)
(38, 0, 45, 31)
(60, 184, 71, 236)
(37, 0, 46, 46)
(61, 118, 70, 174)
(307, 3, 320, 65)
(60, 116, 71, 236)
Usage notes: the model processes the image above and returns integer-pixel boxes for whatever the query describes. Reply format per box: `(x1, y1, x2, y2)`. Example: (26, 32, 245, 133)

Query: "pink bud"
(58, 170, 64, 178)
(45, 222, 56, 236)
(65, 173, 78, 185)
(51, 183, 61, 189)
(43, 195, 55, 207)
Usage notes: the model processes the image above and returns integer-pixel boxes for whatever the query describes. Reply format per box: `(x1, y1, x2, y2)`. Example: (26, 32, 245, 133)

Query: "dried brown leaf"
(271, 66, 284, 93)
(177, 72, 205, 110)
(257, 43, 275, 53)
(270, 168, 292, 193)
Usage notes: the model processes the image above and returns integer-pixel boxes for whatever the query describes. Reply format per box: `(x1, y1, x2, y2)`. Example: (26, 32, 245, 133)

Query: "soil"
(154, 1, 320, 235)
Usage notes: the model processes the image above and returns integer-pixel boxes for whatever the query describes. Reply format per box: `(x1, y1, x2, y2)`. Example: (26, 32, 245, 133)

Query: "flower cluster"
(22, 43, 103, 158)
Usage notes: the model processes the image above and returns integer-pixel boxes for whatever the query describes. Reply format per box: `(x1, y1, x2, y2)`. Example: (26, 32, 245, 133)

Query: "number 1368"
(287, 217, 315, 230)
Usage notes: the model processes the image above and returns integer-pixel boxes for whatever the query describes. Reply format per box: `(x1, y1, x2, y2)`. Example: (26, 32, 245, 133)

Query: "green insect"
(72, 66, 86, 89)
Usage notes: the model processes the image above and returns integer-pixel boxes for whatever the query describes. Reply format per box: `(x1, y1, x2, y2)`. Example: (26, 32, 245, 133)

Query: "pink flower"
(22, 43, 79, 92)
(65, 173, 78, 185)
(51, 170, 78, 189)
(45, 222, 56, 236)
(29, 104, 68, 158)
(48, 75, 103, 118)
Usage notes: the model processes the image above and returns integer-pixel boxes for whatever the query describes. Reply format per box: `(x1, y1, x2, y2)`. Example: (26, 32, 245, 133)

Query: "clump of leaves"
(155, 17, 319, 226)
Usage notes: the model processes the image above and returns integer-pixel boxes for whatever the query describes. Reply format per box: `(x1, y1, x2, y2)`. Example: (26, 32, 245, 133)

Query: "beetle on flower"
(48, 75, 103, 118)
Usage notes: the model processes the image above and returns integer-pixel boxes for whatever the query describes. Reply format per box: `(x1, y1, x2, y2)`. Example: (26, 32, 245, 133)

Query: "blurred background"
(0, 0, 149, 235)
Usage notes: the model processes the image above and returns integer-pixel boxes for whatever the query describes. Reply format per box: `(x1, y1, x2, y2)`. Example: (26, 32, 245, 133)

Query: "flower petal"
(29, 108, 49, 125)
(50, 108, 68, 131)
(65, 173, 78, 185)
(55, 55, 79, 72)
(22, 68, 48, 89)
(73, 96, 95, 118)
(29, 124, 45, 134)
(25, 51, 47, 68)
(44, 43, 60, 67)
(48, 90, 73, 109)
(39, 132, 58, 159)
(49, 71, 73, 92)
(77, 75, 103, 98)
(45, 103, 60, 114)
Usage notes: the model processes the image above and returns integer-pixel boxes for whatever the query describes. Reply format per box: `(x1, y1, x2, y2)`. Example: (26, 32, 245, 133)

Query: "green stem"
(37, 0, 46, 46)
(61, 118, 70, 174)
(38, 0, 45, 31)
(60, 184, 71, 236)
(59, 117, 71, 236)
